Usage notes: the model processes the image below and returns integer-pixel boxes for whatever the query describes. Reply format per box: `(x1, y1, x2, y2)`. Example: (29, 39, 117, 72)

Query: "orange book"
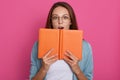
(38, 28, 83, 60)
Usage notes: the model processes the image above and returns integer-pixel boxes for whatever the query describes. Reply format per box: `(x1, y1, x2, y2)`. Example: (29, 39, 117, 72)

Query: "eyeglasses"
(52, 15, 71, 22)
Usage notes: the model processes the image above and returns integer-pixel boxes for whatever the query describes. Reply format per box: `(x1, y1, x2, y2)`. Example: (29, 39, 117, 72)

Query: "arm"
(81, 42, 93, 80)
(30, 42, 39, 80)
(29, 42, 58, 80)
(32, 49, 58, 80)
(64, 50, 88, 80)
(64, 41, 93, 80)
(74, 66, 88, 80)
(32, 67, 47, 80)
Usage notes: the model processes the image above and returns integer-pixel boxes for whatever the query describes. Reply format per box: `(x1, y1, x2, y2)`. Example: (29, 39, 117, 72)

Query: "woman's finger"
(64, 52, 75, 61)
(63, 56, 73, 65)
(48, 57, 58, 64)
(46, 54, 58, 61)
(43, 48, 54, 58)
(66, 50, 78, 61)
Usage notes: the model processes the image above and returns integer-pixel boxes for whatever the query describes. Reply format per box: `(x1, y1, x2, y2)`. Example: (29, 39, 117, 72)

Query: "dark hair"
(45, 2, 78, 30)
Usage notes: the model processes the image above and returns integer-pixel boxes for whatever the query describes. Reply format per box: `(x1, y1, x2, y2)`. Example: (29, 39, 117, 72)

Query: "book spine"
(58, 30, 60, 59)
(59, 29, 63, 59)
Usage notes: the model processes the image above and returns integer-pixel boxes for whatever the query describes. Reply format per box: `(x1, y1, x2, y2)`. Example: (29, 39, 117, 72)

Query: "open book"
(38, 28, 83, 60)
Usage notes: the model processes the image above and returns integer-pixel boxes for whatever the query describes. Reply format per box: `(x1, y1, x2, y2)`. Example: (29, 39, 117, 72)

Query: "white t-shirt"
(45, 60, 73, 80)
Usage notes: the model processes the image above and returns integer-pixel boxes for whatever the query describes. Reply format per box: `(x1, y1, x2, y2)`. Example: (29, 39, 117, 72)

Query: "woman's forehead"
(52, 6, 69, 15)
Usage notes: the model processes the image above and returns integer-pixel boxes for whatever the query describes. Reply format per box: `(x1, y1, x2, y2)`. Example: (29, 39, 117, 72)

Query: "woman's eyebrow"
(52, 14, 69, 16)
(52, 14, 58, 16)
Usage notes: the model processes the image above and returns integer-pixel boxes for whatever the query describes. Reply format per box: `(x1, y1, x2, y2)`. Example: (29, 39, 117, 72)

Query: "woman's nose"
(58, 17, 63, 24)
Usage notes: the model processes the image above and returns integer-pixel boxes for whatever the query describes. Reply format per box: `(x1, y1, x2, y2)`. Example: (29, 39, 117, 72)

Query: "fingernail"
(64, 52, 67, 55)
(66, 50, 69, 53)
(51, 48, 54, 50)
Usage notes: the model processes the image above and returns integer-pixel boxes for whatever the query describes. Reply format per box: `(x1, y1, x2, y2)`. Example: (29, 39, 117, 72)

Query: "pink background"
(0, 0, 120, 80)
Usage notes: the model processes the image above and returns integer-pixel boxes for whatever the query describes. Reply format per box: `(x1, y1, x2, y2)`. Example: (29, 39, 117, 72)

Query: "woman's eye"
(63, 16, 69, 19)
(52, 16, 58, 20)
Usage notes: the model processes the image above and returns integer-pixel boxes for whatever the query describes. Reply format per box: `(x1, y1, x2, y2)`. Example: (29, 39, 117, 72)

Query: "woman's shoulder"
(31, 41, 38, 53)
(82, 39, 92, 49)
(34, 40, 38, 45)
(82, 39, 92, 54)
(32, 41, 38, 48)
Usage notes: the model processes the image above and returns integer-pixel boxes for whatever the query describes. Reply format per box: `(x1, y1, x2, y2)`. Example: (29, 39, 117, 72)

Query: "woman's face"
(52, 6, 71, 30)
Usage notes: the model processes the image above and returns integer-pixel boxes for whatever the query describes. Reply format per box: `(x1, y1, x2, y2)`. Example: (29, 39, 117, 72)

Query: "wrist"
(75, 70, 81, 76)
(40, 66, 48, 73)
(73, 65, 81, 75)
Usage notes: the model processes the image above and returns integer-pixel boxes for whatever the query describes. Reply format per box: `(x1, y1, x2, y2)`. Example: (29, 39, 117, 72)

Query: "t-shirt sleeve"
(29, 41, 39, 80)
(73, 40, 94, 80)
(83, 42, 93, 80)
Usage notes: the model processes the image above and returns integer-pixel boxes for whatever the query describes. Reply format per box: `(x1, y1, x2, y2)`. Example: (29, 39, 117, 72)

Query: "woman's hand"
(32, 49, 58, 80)
(63, 50, 80, 75)
(41, 48, 58, 72)
(63, 50, 88, 80)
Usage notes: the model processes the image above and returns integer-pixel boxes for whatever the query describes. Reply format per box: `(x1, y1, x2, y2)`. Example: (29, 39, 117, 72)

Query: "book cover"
(38, 28, 83, 60)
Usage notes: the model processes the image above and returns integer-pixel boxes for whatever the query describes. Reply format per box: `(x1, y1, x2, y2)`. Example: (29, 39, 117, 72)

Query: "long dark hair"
(45, 2, 78, 30)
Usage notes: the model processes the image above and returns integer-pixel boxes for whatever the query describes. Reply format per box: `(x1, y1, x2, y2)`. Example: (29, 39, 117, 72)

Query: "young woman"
(30, 2, 93, 80)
